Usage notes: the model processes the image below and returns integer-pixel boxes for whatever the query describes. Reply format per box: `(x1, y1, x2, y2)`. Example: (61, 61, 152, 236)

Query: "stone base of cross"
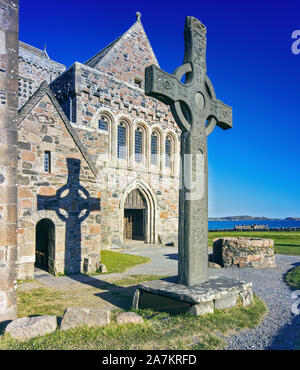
(132, 16, 253, 315)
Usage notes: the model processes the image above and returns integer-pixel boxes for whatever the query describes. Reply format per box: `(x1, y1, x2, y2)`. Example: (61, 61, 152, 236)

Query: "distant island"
(208, 215, 300, 221)
(284, 217, 300, 221)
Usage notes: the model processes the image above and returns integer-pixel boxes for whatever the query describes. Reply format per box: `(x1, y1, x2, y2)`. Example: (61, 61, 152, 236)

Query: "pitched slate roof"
(18, 81, 98, 178)
(19, 41, 49, 59)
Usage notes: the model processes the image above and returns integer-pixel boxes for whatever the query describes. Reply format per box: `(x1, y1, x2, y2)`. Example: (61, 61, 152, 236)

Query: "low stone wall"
(213, 237, 276, 268)
(209, 227, 300, 232)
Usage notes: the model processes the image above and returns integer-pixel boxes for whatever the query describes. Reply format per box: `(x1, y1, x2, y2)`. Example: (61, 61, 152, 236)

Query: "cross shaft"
(145, 16, 233, 286)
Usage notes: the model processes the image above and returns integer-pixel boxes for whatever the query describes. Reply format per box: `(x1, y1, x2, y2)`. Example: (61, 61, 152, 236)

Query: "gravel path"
(216, 254, 300, 350)
(123, 246, 300, 350)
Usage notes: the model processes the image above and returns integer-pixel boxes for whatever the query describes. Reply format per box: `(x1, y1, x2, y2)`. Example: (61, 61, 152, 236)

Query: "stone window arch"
(98, 114, 109, 131)
(151, 131, 159, 166)
(133, 122, 149, 168)
(165, 134, 173, 169)
(118, 121, 128, 160)
(135, 126, 143, 163)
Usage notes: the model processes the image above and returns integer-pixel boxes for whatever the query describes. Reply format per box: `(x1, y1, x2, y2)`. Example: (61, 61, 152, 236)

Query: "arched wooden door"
(123, 189, 147, 241)
(35, 218, 55, 272)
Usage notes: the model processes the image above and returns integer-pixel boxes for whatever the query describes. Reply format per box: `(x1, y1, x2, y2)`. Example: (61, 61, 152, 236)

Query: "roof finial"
(136, 11, 141, 21)
(43, 44, 49, 59)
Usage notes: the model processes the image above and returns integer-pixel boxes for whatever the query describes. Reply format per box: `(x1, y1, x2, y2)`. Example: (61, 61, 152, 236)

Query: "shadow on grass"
(0, 321, 11, 336)
(164, 253, 178, 261)
(275, 243, 300, 248)
(67, 273, 179, 312)
(66, 273, 137, 310)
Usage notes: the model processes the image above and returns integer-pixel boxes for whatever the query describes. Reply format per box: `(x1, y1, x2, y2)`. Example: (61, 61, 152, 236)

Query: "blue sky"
(20, 0, 300, 218)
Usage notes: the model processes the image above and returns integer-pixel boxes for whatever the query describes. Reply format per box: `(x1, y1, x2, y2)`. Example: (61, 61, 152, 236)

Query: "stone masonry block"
(188, 301, 214, 316)
(214, 294, 238, 310)
(60, 307, 111, 331)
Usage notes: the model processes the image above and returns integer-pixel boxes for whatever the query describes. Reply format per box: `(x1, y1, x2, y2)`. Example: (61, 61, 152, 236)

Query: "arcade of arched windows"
(90, 110, 180, 176)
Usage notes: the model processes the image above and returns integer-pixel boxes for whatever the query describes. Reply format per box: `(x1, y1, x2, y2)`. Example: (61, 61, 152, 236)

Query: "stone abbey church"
(16, 13, 180, 279)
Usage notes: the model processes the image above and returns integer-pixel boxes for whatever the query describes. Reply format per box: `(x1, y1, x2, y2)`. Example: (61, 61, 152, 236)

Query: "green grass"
(17, 288, 66, 318)
(100, 250, 151, 274)
(285, 266, 300, 289)
(209, 231, 300, 255)
(0, 295, 267, 350)
(1, 273, 268, 350)
(16, 275, 166, 319)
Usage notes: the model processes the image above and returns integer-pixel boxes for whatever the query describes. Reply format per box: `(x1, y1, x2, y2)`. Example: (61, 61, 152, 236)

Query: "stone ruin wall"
(213, 237, 276, 268)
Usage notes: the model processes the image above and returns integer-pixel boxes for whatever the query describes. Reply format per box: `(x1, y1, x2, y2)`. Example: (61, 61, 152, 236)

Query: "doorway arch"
(123, 189, 147, 241)
(35, 218, 55, 272)
(121, 180, 157, 244)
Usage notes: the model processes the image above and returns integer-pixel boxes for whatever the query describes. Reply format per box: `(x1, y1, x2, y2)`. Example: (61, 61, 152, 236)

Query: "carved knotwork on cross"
(145, 16, 233, 286)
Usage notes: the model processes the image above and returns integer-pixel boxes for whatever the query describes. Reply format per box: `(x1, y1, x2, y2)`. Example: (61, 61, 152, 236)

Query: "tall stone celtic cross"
(145, 16, 233, 286)
(37, 158, 101, 273)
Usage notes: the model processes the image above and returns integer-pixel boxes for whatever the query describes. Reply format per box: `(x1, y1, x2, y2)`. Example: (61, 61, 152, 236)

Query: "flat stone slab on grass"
(5, 315, 57, 341)
(60, 307, 111, 331)
(133, 277, 253, 315)
(116, 312, 143, 325)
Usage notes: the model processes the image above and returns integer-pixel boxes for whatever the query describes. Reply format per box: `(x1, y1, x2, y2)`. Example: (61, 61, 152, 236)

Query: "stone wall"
(0, 0, 19, 322)
(99, 169, 179, 248)
(17, 92, 101, 279)
(85, 17, 158, 87)
(213, 237, 276, 268)
(49, 19, 182, 248)
(18, 41, 65, 108)
(16, 14, 181, 273)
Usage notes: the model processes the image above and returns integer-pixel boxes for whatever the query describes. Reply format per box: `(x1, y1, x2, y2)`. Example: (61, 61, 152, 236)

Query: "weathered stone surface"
(60, 307, 111, 331)
(240, 289, 253, 307)
(134, 277, 253, 315)
(0, 0, 19, 323)
(145, 16, 232, 286)
(116, 312, 143, 325)
(208, 262, 222, 269)
(132, 289, 140, 310)
(137, 277, 252, 304)
(214, 294, 238, 310)
(213, 237, 276, 268)
(99, 263, 107, 273)
(188, 301, 214, 316)
(5, 315, 57, 340)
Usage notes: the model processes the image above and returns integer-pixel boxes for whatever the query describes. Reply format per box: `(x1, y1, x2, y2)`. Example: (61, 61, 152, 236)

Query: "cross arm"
(145, 64, 190, 107)
(209, 99, 233, 130)
(89, 197, 101, 212)
(37, 194, 59, 211)
(78, 196, 101, 212)
(145, 64, 192, 132)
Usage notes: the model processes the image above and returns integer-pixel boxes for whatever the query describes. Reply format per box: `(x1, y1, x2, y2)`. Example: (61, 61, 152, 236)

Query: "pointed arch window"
(165, 136, 172, 168)
(151, 132, 158, 165)
(98, 115, 109, 131)
(118, 122, 127, 159)
(135, 127, 143, 163)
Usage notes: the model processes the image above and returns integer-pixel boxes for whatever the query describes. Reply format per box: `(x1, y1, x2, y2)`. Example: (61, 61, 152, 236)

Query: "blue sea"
(208, 219, 300, 230)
